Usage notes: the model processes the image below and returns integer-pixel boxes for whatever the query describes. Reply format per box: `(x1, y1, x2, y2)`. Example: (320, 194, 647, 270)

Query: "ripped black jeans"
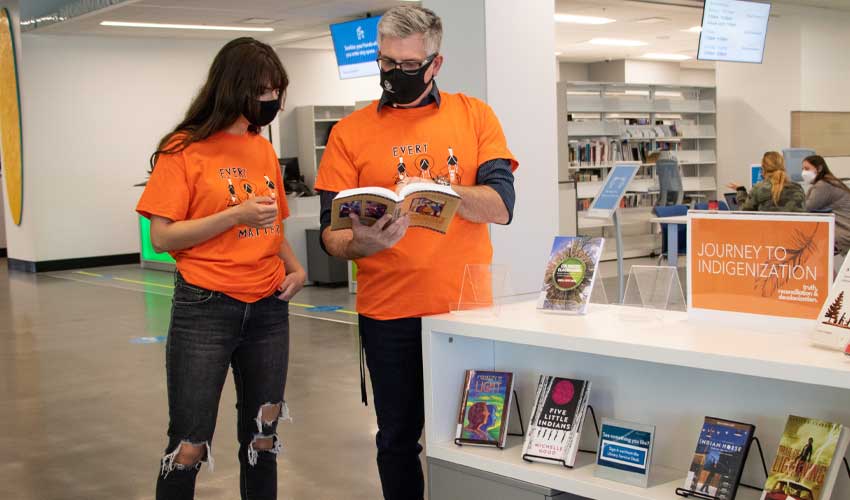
(156, 274, 290, 500)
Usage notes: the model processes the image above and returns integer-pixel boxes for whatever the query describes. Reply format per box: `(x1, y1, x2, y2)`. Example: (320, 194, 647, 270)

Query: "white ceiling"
(32, 0, 406, 50)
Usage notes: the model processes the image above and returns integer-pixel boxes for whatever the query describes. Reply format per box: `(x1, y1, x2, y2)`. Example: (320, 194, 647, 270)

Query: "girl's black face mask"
(245, 97, 281, 127)
(380, 57, 436, 105)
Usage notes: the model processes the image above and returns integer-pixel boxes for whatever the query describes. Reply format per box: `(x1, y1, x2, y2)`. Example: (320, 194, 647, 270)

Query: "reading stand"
(674, 436, 769, 500)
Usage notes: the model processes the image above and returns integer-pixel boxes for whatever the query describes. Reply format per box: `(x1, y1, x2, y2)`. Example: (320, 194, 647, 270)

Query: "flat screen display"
(698, 0, 771, 63)
(330, 16, 381, 80)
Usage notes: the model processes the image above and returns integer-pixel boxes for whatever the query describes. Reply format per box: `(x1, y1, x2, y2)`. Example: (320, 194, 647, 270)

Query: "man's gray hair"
(378, 5, 443, 54)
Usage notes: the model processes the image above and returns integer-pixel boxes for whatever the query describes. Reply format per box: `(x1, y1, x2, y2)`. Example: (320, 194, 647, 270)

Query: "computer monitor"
(279, 157, 301, 182)
(723, 192, 739, 210)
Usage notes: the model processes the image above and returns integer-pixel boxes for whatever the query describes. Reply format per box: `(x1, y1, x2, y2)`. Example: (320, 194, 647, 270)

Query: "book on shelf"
(522, 376, 591, 467)
(812, 256, 850, 350)
(454, 370, 514, 448)
(330, 183, 459, 234)
(683, 416, 755, 500)
(576, 193, 659, 212)
(760, 415, 849, 500)
(537, 236, 604, 314)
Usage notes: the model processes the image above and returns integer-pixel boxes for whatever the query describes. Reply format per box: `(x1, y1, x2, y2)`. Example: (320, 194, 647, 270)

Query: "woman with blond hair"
(728, 151, 805, 212)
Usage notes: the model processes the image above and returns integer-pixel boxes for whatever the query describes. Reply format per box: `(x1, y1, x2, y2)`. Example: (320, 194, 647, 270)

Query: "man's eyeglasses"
(376, 53, 438, 75)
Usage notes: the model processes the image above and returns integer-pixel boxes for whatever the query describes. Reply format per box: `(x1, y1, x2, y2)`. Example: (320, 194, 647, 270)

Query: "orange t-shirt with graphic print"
(315, 91, 518, 320)
(136, 131, 289, 303)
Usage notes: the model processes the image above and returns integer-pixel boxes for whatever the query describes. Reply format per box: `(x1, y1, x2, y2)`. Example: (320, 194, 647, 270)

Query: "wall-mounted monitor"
(330, 16, 381, 80)
(698, 0, 771, 64)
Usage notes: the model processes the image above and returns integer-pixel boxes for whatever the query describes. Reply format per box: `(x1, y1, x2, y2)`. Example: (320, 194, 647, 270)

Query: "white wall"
(680, 68, 716, 87)
(625, 60, 681, 85)
(589, 60, 626, 83)
(9, 34, 223, 262)
(275, 48, 380, 158)
(715, 3, 850, 190)
(558, 62, 589, 83)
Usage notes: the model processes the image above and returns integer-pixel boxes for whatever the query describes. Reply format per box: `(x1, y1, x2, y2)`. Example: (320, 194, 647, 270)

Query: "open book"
(330, 183, 461, 234)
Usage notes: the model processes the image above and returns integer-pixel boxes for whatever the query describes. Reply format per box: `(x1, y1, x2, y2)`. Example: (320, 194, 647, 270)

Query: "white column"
(423, 0, 558, 294)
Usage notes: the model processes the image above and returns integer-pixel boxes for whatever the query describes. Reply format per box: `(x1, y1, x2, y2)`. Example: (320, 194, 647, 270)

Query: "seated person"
(727, 151, 805, 212)
(803, 155, 850, 256)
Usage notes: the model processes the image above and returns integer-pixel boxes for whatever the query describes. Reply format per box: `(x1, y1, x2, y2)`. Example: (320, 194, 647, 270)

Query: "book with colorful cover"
(537, 237, 604, 314)
(521, 376, 591, 467)
(454, 370, 514, 448)
(683, 417, 755, 500)
(330, 183, 460, 234)
(813, 256, 850, 350)
(760, 415, 849, 500)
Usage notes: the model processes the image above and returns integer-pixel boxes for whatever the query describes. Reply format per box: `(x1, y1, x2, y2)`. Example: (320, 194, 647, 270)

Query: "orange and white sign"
(688, 212, 834, 329)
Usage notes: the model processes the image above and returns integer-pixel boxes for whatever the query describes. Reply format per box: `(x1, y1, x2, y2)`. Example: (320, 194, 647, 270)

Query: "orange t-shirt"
(136, 131, 289, 303)
(315, 91, 518, 320)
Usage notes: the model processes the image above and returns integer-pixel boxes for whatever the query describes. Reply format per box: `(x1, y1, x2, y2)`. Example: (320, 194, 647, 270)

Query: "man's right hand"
(347, 213, 410, 258)
(234, 196, 278, 228)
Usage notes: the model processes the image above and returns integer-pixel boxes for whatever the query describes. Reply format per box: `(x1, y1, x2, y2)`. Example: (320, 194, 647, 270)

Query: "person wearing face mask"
(136, 37, 305, 500)
(315, 6, 518, 500)
(727, 151, 806, 212)
(802, 155, 850, 256)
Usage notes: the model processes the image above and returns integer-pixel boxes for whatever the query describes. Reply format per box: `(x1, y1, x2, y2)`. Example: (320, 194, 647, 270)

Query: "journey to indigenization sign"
(688, 212, 834, 326)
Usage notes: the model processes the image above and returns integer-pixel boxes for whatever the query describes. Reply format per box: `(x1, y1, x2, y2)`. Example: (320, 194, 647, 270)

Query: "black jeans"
(156, 275, 290, 500)
(360, 315, 425, 500)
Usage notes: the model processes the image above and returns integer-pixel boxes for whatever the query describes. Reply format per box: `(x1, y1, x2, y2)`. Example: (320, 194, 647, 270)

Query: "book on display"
(812, 256, 850, 350)
(683, 417, 755, 500)
(760, 415, 849, 500)
(330, 183, 460, 234)
(521, 376, 591, 467)
(454, 370, 514, 448)
(537, 237, 604, 314)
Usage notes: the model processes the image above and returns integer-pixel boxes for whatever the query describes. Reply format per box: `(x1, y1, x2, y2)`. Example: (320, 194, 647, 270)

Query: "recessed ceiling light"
(589, 38, 648, 47)
(635, 17, 670, 24)
(641, 53, 692, 61)
(684, 26, 702, 33)
(100, 21, 274, 32)
(555, 14, 616, 25)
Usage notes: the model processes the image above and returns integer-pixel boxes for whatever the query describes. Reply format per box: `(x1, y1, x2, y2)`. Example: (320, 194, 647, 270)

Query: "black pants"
(360, 315, 425, 500)
(156, 274, 290, 500)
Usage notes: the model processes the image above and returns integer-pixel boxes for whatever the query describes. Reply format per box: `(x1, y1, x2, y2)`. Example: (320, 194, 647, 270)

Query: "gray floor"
(0, 261, 381, 500)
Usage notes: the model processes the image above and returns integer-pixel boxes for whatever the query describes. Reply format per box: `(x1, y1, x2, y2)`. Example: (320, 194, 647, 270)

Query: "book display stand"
(674, 436, 769, 500)
(621, 265, 686, 317)
(450, 264, 514, 317)
(522, 405, 600, 468)
(455, 390, 525, 450)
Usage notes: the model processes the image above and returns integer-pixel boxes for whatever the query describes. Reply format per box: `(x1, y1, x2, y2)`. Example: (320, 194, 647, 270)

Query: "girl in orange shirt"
(136, 38, 305, 500)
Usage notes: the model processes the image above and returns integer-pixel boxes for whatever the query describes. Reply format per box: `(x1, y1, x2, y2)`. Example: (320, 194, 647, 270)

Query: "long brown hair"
(150, 37, 288, 170)
(761, 151, 789, 205)
(805, 154, 850, 195)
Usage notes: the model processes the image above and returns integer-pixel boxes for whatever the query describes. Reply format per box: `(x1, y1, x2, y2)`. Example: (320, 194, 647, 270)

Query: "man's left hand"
(277, 268, 306, 301)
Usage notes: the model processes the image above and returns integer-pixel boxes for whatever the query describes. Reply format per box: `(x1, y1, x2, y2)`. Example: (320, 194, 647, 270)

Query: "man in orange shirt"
(316, 6, 518, 500)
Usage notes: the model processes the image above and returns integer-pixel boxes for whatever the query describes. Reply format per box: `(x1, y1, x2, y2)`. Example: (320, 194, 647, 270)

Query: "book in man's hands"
(454, 370, 514, 448)
(521, 376, 591, 467)
(330, 183, 461, 234)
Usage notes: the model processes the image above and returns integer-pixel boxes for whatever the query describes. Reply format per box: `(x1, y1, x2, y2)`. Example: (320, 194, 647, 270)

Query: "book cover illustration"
(330, 184, 460, 233)
(522, 376, 591, 466)
(813, 256, 850, 350)
(683, 417, 755, 500)
(454, 370, 514, 447)
(595, 418, 655, 487)
(537, 237, 604, 314)
(760, 415, 844, 500)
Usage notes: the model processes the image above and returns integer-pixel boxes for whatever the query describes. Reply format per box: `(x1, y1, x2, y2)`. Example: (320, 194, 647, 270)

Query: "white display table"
(422, 301, 850, 500)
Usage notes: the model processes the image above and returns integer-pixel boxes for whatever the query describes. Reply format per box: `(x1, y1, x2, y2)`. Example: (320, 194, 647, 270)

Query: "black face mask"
(380, 58, 435, 105)
(245, 97, 281, 127)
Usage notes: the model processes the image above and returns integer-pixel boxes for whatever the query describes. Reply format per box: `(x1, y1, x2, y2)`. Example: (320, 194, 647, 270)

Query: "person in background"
(802, 155, 850, 256)
(137, 38, 305, 500)
(649, 150, 683, 206)
(315, 6, 518, 500)
(727, 151, 805, 212)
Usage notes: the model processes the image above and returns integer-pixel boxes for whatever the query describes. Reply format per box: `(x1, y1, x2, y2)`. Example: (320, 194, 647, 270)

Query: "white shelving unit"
(296, 105, 354, 189)
(556, 82, 718, 260)
(423, 301, 850, 500)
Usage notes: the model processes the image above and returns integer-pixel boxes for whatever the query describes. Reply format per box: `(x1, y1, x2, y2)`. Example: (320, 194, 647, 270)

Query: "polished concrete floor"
(0, 256, 680, 500)
(0, 261, 381, 500)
